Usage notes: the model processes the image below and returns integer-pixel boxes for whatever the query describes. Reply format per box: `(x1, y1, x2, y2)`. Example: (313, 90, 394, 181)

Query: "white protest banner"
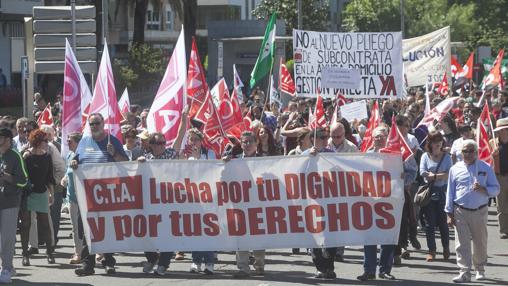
(293, 29, 403, 99)
(403, 26, 451, 87)
(321, 67, 361, 90)
(340, 100, 368, 122)
(74, 153, 404, 254)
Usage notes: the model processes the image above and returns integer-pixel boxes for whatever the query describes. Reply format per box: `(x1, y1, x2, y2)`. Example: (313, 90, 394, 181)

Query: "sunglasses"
(318, 135, 329, 140)
(462, 149, 475, 154)
(150, 141, 166, 145)
(89, 121, 102, 126)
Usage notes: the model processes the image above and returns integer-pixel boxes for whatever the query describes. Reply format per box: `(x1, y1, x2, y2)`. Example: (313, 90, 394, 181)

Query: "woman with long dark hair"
(257, 126, 282, 156)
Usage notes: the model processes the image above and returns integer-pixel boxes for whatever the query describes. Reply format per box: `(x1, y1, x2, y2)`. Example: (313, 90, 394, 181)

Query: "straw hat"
(494, 118, 508, 132)
(136, 129, 150, 140)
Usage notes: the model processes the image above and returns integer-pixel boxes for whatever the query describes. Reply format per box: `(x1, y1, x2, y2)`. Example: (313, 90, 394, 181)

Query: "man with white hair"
(445, 139, 499, 283)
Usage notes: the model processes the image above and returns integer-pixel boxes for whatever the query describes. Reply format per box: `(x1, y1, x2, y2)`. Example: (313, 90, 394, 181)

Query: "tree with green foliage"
(341, 0, 507, 51)
(252, 0, 329, 34)
(342, 0, 478, 42)
(112, 43, 166, 92)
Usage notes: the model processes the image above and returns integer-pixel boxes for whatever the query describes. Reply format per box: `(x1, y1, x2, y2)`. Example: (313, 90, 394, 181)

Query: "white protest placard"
(321, 66, 361, 90)
(74, 153, 404, 253)
(293, 29, 404, 98)
(403, 26, 451, 87)
(340, 100, 368, 122)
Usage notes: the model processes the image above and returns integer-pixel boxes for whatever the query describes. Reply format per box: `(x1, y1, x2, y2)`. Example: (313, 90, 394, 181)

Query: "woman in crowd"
(256, 126, 282, 156)
(21, 129, 56, 266)
(122, 127, 143, 161)
(287, 127, 312, 155)
(419, 131, 453, 262)
(183, 128, 216, 274)
(358, 126, 396, 281)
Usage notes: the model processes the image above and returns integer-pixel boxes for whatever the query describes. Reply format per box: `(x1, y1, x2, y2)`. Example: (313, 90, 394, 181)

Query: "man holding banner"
(72, 113, 129, 276)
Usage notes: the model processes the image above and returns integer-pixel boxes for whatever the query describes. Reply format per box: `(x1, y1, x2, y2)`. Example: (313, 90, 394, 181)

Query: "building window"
(166, 10, 173, 30)
(147, 10, 160, 30)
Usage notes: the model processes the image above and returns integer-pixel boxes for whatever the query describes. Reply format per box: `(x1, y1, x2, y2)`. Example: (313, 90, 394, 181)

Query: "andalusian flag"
(249, 13, 276, 88)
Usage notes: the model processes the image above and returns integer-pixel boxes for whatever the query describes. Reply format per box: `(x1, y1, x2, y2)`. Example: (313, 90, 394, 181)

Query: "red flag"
(461, 52, 474, 80)
(187, 37, 208, 119)
(279, 60, 296, 96)
(451, 56, 463, 79)
(380, 116, 413, 161)
(147, 29, 186, 146)
(212, 79, 243, 132)
(87, 39, 123, 142)
(477, 119, 493, 166)
(436, 72, 449, 97)
(37, 104, 53, 127)
(360, 101, 380, 152)
(309, 92, 326, 129)
(482, 49, 505, 90)
(479, 104, 491, 127)
(202, 127, 231, 158)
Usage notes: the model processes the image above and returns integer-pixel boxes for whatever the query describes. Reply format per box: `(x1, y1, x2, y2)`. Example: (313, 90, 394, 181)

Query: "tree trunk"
(133, 0, 149, 45)
(183, 0, 197, 64)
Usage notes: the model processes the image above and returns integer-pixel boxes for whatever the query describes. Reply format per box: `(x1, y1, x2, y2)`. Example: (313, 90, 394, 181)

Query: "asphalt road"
(10, 207, 508, 286)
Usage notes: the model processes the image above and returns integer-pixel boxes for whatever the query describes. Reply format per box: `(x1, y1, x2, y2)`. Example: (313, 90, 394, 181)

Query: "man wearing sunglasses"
(71, 113, 128, 276)
(445, 140, 499, 283)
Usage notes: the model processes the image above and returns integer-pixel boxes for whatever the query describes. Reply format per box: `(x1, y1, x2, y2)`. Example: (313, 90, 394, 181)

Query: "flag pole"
(104, 38, 111, 145)
(260, 61, 275, 119)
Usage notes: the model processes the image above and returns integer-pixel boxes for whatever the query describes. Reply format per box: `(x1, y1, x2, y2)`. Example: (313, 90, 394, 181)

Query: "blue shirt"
(419, 152, 452, 187)
(445, 160, 500, 213)
(75, 135, 127, 164)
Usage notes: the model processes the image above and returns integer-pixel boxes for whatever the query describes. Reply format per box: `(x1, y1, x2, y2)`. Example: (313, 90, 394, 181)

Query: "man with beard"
(71, 113, 128, 276)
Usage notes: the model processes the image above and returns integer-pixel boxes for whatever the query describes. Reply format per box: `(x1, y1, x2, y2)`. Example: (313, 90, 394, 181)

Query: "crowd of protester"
(0, 83, 506, 283)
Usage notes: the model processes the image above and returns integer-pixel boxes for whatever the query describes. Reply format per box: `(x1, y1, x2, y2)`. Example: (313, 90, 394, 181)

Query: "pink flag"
(87, 39, 123, 142)
(62, 39, 92, 157)
(417, 97, 459, 128)
(232, 64, 244, 103)
(118, 88, 130, 115)
(147, 28, 187, 146)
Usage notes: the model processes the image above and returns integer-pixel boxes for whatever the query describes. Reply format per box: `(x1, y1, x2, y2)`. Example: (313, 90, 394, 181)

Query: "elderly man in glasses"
(445, 139, 499, 283)
(71, 113, 129, 276)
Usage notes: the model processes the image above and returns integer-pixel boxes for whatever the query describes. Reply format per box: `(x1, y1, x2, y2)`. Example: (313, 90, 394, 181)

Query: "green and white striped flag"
(250, 13, 277, 88)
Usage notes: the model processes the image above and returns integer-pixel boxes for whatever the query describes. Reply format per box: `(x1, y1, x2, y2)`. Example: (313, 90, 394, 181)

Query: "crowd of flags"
(50, 13, 505, 165)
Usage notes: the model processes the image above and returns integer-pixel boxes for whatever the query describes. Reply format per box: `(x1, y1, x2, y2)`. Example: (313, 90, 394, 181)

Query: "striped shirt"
(75, 135, 127, 164)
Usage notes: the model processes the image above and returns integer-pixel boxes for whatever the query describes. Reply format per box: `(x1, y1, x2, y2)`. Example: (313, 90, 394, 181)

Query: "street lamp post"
(400, 0, 404, 38)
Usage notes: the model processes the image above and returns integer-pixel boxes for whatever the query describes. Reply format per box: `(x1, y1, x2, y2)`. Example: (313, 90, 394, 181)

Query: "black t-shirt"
(24, 152, 55, 193)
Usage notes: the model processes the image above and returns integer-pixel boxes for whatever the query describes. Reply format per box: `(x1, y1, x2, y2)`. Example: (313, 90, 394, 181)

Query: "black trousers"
(312, 247, 337, 273)
(395, 189, 418, 256)
(77, 213, 115, 269)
